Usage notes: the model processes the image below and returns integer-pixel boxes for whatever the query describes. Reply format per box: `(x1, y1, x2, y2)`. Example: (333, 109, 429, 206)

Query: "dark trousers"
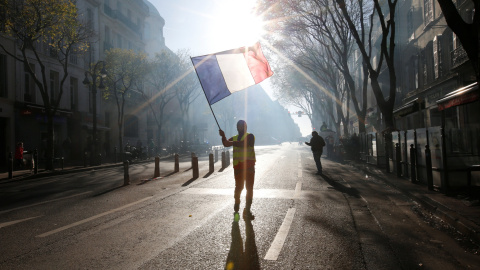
(234, 167, 255, 207)
(313, 151, 322, 173)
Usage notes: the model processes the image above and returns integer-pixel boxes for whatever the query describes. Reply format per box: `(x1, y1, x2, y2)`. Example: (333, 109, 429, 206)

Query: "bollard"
(154, 156, 160, 178)
(114, 147, 117, 163)
(192, 156, 199, 179)
(191, 152, 196, 169)
(8, 152, 13, 179)
(226, 150, 230, 166)
(209, 153, 214, 173)
(34, 149, 38, 174)
(384, 134, 390, 173)
(215, 148, 218, 163)
(61, 157, 64, 170)
(174, 153, 179, 172)
(410, 144, 416, 183)
(395, 143, 401, 177)
(84, 152, 88, 167)
(425, 145, 433, 190)
(222, 151, 226, 168)
(123, 161, 130, 185)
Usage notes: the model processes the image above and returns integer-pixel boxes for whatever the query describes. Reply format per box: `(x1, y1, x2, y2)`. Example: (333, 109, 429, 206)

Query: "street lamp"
(83, 61, 107, 166)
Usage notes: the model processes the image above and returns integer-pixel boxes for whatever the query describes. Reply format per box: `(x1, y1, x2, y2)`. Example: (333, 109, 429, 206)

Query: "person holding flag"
(219, 120, 256, 220)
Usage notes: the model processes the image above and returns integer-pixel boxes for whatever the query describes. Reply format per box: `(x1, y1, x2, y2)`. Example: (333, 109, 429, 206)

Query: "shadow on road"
(319, 173, 360, 198)
(225, 217, 259, 270)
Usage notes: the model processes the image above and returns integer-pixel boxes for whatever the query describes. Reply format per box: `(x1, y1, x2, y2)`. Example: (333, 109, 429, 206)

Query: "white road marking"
(294, 182, 302, 199)
(264, 208, 296, 260)
(0, 216, 42, 229)
(36, 196, 152, 238)
(298, 160, 302, 177)
(0, 191, 92, 215)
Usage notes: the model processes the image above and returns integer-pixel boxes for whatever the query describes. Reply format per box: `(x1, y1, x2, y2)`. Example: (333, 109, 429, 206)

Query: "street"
(0, 143, 479, 269)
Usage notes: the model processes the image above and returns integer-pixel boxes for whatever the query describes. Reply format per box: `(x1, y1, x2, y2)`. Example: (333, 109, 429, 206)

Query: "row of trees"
(101, 48, 202, 156)
(257, 0, 479, 136)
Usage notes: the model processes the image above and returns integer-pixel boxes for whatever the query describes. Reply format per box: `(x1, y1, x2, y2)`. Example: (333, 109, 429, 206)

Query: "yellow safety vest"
(232, 133, 256, 166)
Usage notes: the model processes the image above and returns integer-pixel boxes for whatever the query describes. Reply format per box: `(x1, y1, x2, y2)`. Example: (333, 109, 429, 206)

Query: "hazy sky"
(148, 0, 312, 136)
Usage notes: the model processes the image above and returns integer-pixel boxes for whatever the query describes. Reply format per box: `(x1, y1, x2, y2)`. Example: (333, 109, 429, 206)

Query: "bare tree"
(335, 0, 399, 130)
(102, 49, 149, 154)
(175, 50, 202, 143)
(143, 50, 178, 148)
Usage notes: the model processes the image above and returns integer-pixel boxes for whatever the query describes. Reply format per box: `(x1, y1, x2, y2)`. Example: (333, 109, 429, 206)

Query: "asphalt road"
(0, 144, 479, 269)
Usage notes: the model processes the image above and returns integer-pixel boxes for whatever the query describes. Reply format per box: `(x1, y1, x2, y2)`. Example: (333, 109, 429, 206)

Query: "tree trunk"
(45, 112, 55, 170)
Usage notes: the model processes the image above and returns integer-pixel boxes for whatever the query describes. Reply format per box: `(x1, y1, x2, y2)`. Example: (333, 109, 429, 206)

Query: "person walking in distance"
(219, 120, 256, 220)
(305, 131, 326, 175)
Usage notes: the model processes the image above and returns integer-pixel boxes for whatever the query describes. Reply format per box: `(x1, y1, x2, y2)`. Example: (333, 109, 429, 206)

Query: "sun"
(209, 0, 265, 51)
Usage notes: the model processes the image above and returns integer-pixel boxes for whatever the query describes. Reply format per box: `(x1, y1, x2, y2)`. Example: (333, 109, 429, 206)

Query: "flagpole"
(190, 57, 222, 131)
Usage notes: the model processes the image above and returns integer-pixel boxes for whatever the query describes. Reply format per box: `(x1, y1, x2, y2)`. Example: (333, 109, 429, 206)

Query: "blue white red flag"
(191, 42, 274, 105)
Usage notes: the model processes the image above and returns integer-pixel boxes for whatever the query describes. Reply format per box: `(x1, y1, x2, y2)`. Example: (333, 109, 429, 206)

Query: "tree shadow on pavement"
(182, 178, 197, 187)
(320, 173, 360, 198)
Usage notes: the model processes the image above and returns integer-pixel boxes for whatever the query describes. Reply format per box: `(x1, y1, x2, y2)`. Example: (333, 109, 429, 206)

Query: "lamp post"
(83, 61, 107, 166)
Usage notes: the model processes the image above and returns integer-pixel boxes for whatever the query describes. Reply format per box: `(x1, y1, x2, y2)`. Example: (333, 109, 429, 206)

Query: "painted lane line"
(0, 191, 92, 215)
(0, 216, 43, 229)
(298, 169, 302, 178)
(294, 182, 302, 199)
(264, 208, 296, 261)
(36, 196, 152, 238)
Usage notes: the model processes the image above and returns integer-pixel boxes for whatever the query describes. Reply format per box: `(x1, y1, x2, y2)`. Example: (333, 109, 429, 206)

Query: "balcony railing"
(451, 46, 469, 68)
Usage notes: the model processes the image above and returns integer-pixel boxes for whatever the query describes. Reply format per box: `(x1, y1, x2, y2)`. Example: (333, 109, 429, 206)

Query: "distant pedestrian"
(305, 131, 325, 175)
(219, 120, 256, 220)
(320, 122, 328, 132)
(15, 142, 24, 169)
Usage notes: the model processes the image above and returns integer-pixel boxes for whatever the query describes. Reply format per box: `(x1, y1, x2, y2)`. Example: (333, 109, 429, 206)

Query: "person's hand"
(219, 129, 225, 137)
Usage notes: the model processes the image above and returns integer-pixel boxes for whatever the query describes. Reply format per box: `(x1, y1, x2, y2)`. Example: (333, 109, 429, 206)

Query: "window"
(414, 56, 419, 89)
(424, 0, 434, 24)
(70, 77, 78, 111)
(117, 33, 122, 48)
(0, 54, 7, 98)
(87, 8, 94, 30)
(407, 8, 414, 41)
(433, 35, 442, 79)
(105, 26, 111, 51)
(24, 63, 36, 102)
(70, 50, 78, 65)
(124, 115, 139, 137)
(49, 70, 59, 103)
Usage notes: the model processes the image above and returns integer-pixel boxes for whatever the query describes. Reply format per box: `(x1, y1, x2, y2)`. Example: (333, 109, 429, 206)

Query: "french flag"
(191, 42, 274, 105)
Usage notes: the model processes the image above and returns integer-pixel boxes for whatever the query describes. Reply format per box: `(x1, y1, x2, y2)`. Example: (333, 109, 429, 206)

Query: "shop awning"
(25, 104, 73, 116)
(437, 82, 479, 111)
(393, 98, 423, 118)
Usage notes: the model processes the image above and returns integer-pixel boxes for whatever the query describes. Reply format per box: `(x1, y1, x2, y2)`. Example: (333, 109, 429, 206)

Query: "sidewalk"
(0, 153, 204, 183)
(0, 161, 126, 183)
(346, 159, 480, 248)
